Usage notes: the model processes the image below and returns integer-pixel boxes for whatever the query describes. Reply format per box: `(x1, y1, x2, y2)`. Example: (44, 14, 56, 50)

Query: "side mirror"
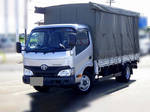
(68, 34, 76, 48)
(16, 42, 22, 53)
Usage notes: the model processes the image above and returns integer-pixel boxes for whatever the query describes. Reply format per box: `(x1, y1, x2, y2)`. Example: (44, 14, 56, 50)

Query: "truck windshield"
(26, 28, 76, 52)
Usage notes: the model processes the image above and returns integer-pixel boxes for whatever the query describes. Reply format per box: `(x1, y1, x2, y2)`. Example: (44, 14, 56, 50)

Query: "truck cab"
(17, 24, 94, 93)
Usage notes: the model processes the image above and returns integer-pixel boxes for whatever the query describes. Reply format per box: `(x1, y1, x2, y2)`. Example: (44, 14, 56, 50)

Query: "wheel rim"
(78, 75, 91, 92)
(126, 67, 130, 79)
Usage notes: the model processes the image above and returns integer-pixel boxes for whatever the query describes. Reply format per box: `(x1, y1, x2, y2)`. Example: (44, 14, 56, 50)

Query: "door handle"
(89, 56, 92, 60)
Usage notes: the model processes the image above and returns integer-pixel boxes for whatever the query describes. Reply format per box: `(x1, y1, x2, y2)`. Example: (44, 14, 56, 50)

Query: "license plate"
(30, 77, 43, 86)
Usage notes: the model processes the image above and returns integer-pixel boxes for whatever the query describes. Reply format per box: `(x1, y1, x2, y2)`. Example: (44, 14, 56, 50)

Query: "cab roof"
(33, 24, 89, 31)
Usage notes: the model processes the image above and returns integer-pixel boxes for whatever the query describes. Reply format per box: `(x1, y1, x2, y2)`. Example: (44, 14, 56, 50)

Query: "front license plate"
(30, 77, 43, 86)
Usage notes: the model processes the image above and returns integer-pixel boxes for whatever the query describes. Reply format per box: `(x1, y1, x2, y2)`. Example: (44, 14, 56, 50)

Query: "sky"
(0, 0, 150, 34)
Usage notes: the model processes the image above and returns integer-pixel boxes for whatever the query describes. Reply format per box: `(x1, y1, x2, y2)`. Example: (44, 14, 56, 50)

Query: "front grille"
(24, 66, 71, 77)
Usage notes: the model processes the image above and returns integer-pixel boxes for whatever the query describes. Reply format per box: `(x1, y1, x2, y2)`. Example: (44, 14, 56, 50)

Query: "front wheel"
(116, 65, 131, 82)
(74, 74, 93, 94)
(33, 86, 50, 93)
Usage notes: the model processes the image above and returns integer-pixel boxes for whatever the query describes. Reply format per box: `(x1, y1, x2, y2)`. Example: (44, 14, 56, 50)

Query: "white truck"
(16, 2, 140, 94)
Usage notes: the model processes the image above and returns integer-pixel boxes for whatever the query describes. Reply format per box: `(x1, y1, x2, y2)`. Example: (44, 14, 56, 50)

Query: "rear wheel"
(116, 65, 131, 82)
(33, 86, 50, 93)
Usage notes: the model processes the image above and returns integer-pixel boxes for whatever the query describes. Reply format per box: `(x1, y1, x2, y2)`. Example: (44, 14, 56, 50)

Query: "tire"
(116, 65, 131, 82)
(74, 71, 94, 94)
(33, 86, 50, 93)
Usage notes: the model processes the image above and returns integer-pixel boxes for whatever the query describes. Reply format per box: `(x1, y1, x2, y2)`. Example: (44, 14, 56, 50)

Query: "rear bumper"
(23, 75, 76, 86)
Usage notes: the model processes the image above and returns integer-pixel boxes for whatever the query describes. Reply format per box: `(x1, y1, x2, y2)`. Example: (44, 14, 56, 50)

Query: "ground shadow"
(26, 79, 136, 112)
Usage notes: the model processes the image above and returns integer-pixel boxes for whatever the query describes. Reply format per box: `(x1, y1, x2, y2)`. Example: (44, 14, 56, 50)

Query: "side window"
(76, 30, 90, 55)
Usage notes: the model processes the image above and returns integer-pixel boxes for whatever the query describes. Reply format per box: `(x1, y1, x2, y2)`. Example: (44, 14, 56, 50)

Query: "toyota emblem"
(41, 64, 48, 71)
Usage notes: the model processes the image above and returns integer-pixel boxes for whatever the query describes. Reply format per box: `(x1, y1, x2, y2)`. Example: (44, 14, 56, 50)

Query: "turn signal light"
(77, 74, 82, 78)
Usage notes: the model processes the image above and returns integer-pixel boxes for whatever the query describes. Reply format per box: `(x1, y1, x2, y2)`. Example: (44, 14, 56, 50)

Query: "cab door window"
(76, 30, 90, 55)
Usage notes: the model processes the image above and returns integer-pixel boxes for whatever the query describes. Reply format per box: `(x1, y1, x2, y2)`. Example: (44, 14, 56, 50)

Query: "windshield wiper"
(59, 43, 66, 49)
(26, 46, 67, 53)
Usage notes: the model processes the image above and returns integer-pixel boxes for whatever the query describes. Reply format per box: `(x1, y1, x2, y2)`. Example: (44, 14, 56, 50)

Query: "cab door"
(74, 29, 93, 76)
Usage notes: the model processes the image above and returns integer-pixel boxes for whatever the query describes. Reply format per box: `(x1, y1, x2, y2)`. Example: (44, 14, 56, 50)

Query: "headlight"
(24, 68, 33, 76)
(58, 69, 74, 77)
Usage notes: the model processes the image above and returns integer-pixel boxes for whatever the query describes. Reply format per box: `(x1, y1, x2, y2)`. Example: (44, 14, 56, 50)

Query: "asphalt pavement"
(0, 55, 150, 112)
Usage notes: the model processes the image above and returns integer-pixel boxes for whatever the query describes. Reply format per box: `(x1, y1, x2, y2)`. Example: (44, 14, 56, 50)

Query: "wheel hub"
(83, 80, 88, 85)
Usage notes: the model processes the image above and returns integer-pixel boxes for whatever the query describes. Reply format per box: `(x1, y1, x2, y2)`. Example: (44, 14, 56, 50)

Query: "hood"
(23, 51, 73, 67)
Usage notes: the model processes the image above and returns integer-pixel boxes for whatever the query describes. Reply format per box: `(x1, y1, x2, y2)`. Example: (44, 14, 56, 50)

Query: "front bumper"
(23, 75, 76, 86)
